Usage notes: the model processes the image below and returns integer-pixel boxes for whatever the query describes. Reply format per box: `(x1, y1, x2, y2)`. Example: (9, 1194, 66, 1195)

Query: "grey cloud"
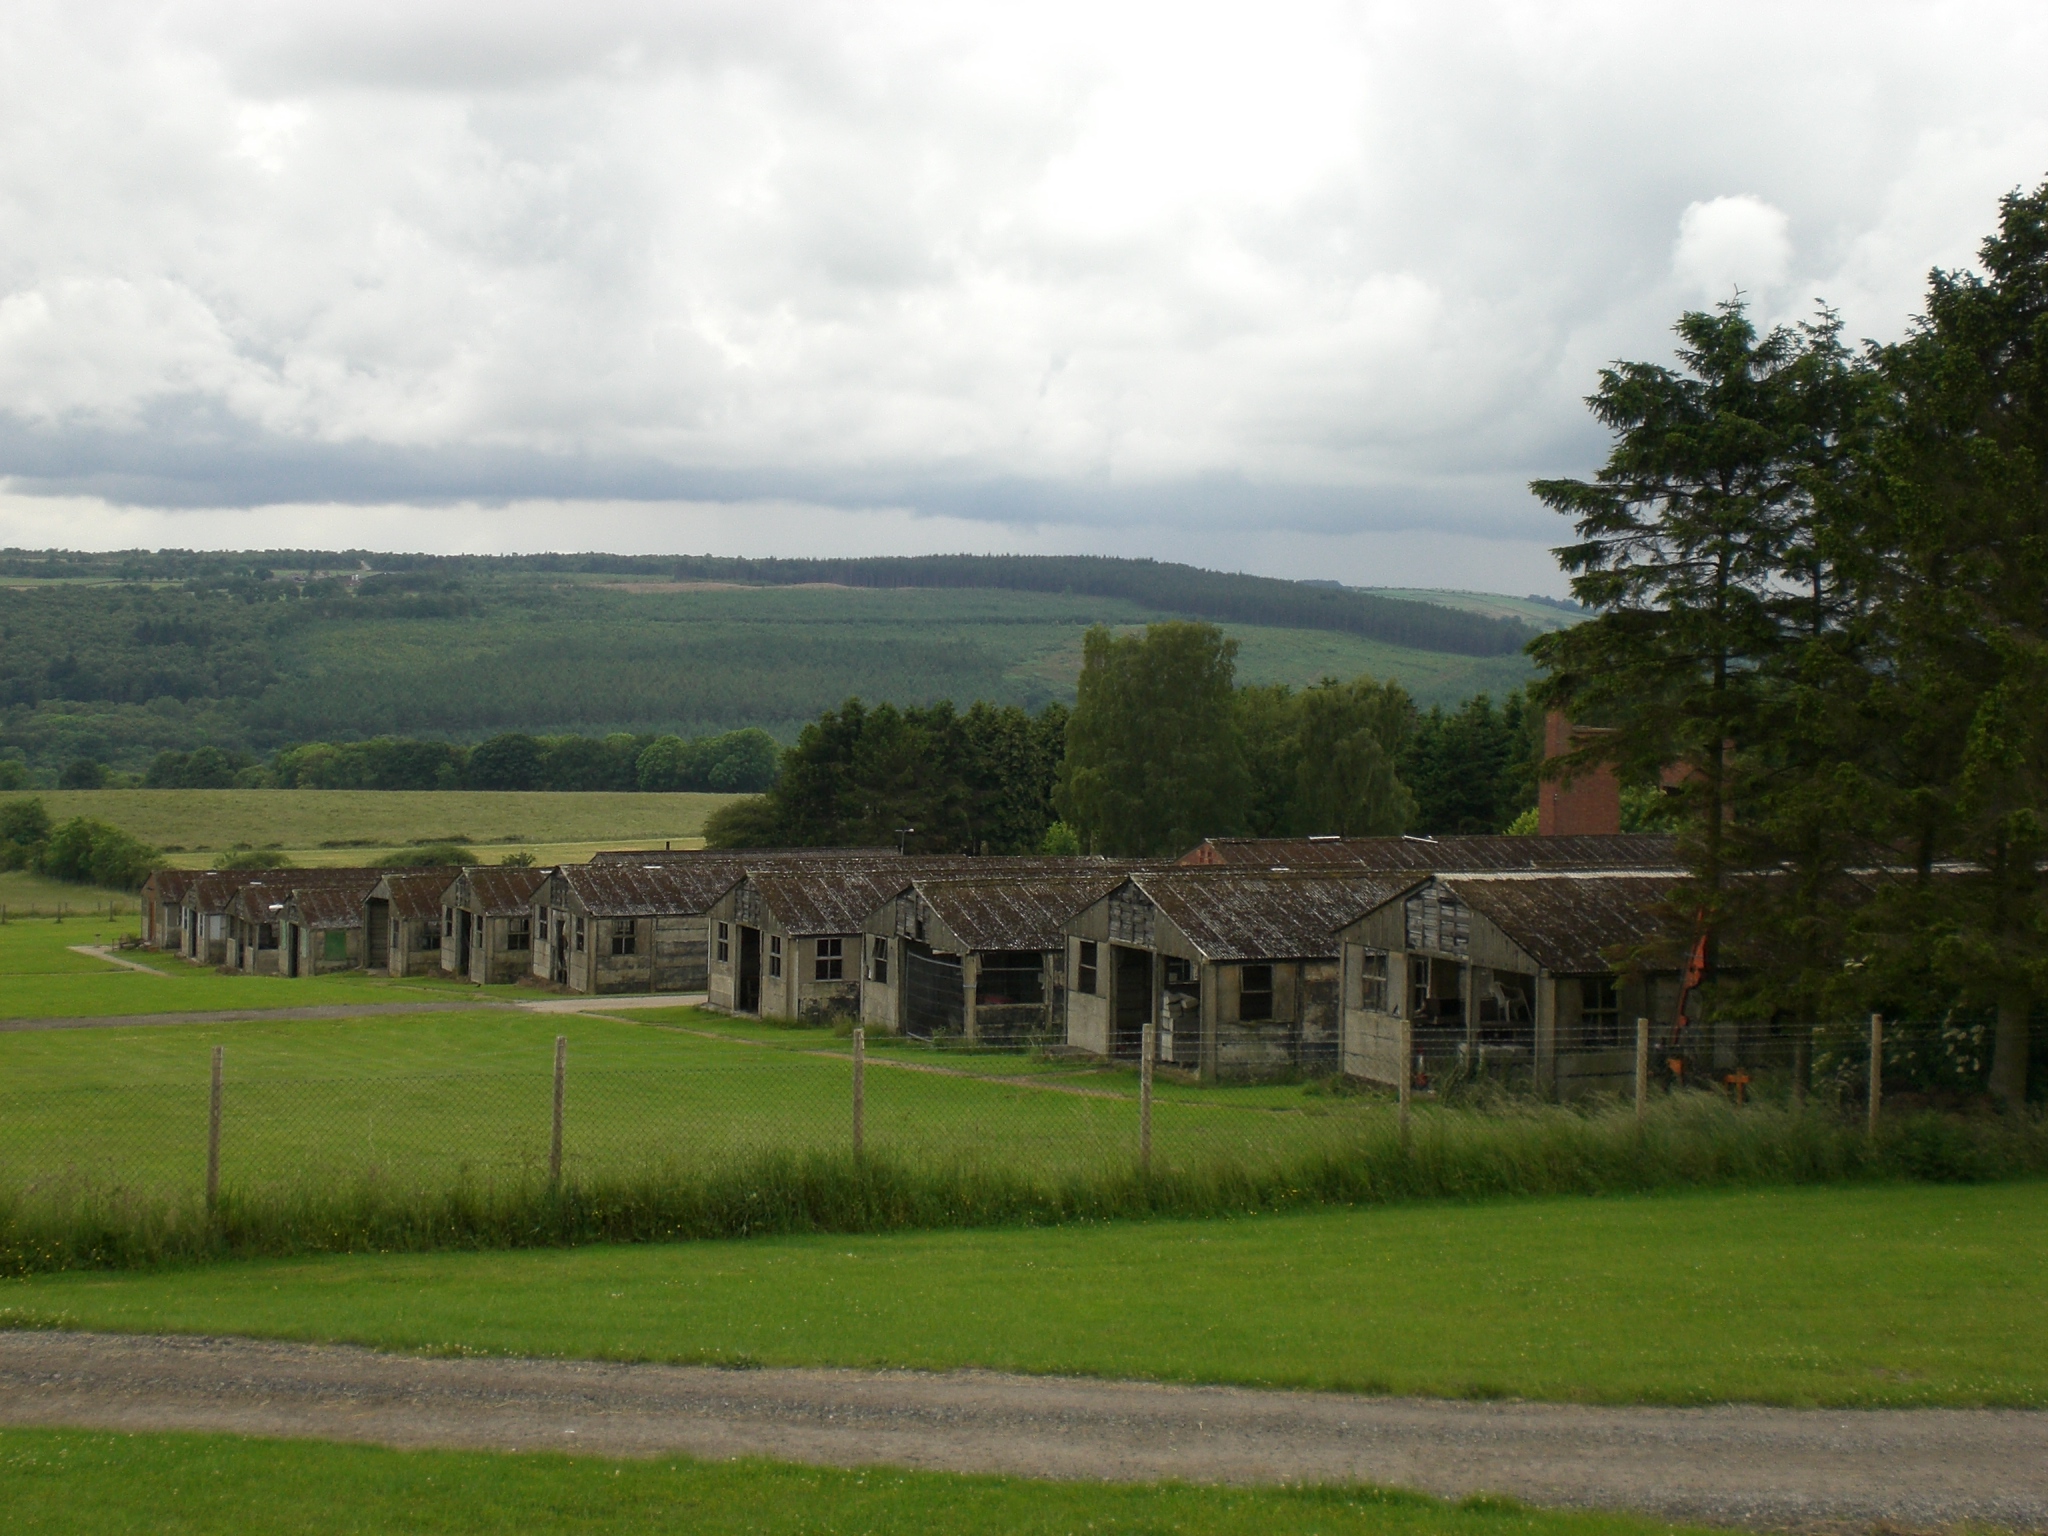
(2, 0, 2045, 569)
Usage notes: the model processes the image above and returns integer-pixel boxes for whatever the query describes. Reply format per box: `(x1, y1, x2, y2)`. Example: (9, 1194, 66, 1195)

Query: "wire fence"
(1, 1018, 2040, 1213)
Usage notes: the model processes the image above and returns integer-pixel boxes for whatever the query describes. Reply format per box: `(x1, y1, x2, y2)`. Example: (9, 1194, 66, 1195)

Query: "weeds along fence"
(0, 900, 134, 923)
(2, 1021, 2044, 1276)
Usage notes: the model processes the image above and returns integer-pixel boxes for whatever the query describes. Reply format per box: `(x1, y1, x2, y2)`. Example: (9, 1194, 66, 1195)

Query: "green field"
(27, 788, 732, 867)
(0, 915, 514, 1019)
(0, 1429, 1691, 1536)
(9, 1182, 2043, 1409)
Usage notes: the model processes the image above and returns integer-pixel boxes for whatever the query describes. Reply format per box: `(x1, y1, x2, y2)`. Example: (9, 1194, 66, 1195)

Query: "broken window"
(870, 935, 888, 983)
(610, 919, 636, 957)
(1077, 939, 1098, 995)
(815, 936, 844, 981)
(1239, 964, 1274, 1021)
(716, 921, 730, 964)
(1577, 974, 1621, 1048)
(769, 934, 783, 979)
(574, 915, 586, 953)
(506, 916, 531, 952)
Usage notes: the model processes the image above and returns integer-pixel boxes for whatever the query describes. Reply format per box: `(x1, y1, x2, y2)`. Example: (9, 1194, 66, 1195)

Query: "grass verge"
(8, 1182, 2045, 1407)
(4, 1093, 2044, 1278)
(0, 1428, 1705, 1536)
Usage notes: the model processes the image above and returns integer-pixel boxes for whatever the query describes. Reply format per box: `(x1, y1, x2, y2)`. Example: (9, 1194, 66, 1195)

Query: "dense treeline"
(706, 632, 1541, 854)
(1533, 178, 2048, 1104)
(2, 551, 1535, 657)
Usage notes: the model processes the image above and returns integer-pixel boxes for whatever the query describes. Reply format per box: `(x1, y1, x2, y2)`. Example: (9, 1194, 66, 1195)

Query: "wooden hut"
(859, 873, 1129, 1044)
(138, 868, 198, 949)
(440, 866, 549, 985)
(705, 866, 912, 1022)
(279, 883, 377, 976)
(536, 861, 745, 994)
(363, 870, 453, 977)
(1062, 869, 1407, 1081)
(1337, 873, 1679, 1098)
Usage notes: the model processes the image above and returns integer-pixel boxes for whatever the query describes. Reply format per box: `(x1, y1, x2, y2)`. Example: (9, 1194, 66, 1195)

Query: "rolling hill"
(0, 551, 1552, 774)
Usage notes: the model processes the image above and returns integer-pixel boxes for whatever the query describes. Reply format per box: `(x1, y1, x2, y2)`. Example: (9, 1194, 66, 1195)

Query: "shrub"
(33, 816, 163, 889)
(58, 758, 107, 789)
(0, 797, 52, 870)
(375, 842, 476, 868)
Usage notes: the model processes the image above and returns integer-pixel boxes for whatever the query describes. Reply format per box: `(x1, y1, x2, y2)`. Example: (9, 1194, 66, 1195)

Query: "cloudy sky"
(2, 1, 2044, 591)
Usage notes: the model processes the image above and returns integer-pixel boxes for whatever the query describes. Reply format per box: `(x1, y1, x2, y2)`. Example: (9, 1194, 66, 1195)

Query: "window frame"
(610, 918, 637, 957)
(1579, 973, 1622, 1048)
(716, 920, 730, 964)
(1077, 939, 1098, 995)
(506, 915, 532, 952)
(768, 933, 783, 979)
(1358, 949, 1388, 1012)
(1239, 963, 1275, 1022)
(870, 935, 889, 983)
(814, 935, 844, 982)
(574, 915, 585, 953)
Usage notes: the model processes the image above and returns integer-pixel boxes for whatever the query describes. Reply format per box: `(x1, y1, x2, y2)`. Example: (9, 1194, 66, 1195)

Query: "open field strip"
(0, 1426, 1698, 1536)
(9, 1183, 2046, 1409)
(31, 788, 740, 859)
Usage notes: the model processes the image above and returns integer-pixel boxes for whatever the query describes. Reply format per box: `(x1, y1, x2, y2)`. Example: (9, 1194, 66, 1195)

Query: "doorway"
(458, 912, 472, 976)
(285, 924, 301, 978)
(738, 925, 762, 1013)
(1112, 945, 1152, 1059)
(366, 899, 390, 972)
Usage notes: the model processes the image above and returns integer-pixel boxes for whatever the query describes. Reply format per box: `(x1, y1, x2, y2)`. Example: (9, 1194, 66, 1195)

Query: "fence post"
(206, 1045, 223, 1211)
(1634, 1018, 1650, 1129)
(1397, 1014, 1412, 1150)
(1139, 1020, 1154, 1173)
(549, 1035, 566, 1187)
(1867, 1013, 1882, 1139)
(852, 1026, 866, 1160)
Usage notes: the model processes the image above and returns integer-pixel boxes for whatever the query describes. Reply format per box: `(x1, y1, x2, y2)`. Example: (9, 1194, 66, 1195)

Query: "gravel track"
(3, 1331, 2043, 1530)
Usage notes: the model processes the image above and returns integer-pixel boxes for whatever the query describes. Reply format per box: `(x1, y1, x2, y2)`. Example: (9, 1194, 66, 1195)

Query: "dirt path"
(67, 944, 170, 976)
(2, 1332, 2042, 1530)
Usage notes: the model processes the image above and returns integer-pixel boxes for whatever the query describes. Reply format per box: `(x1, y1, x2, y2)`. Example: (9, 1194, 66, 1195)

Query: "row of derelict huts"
(138, 832, 1690, 1096)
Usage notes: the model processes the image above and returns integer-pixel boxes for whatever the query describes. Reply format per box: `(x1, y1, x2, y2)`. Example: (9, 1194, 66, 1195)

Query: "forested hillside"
(0, 552, 1543, 777)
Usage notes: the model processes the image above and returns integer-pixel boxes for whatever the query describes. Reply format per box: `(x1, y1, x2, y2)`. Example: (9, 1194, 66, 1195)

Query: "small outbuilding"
(535, 861, 746, 994)
(859, 873, 1129, 1043)
(279, 882, 377, 976)
(706, 866, 911, 1021)
(440, 866, 549, 985)
(224, 880, 292, 973)
(363, 870, 452, 977)
(1337, 873, 1679, 1098)
(139, 868, 198, 949)
(1062, 870, 1407, 1081)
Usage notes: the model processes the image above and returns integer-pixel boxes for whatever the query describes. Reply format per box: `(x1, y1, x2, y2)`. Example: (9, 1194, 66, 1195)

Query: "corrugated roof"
(226, 879, 297, 920)
(1179, 833, 1680, 874)
(552, 860, 746, 917)
(183, 867, 380, 914)
(448, 866, 549, 915)
(367, 869, 458, 924)
(1440, 874, 1677, 973)
(746, 867, 917, 936)
(911, 874, 1133, 952)
(143, 869, 199, 903)
(593, 846, 902, 863)
(1130, 870, 1413, 961)
(284, 882, 378, 928)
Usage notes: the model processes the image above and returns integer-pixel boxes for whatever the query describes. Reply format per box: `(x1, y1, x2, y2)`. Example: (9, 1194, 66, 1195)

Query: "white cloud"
(1672, 195, 1793, 303)
(0, 0, 2044, 591)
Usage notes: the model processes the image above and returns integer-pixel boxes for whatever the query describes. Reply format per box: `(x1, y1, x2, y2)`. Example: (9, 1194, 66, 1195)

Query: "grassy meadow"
(0, 915, 514, 1019)
(10, 1182, 2047, 1408)
(29, 788, 733, 868)
(0, 1430, 1697, 1536)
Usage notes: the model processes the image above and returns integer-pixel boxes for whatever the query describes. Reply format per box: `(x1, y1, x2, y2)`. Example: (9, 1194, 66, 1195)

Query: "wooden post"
(206, 1045, 223, 1211)
(1634, 1018, 1650, 1129)
(549, 1035, 566, 1187)
(1397, 1014, 1412, 1150)
(1867, 1013, 1882, 1139)
(852, 1026, 866, 1159)
(1139, 1020, 1154, 1173)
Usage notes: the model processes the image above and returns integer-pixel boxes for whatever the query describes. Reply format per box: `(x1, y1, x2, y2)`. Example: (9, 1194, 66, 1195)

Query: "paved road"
(3, 1332, 2043, 1530)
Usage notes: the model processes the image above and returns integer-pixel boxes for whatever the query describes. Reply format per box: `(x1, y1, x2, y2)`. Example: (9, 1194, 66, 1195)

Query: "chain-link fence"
(2, 1018, 2041, 1216)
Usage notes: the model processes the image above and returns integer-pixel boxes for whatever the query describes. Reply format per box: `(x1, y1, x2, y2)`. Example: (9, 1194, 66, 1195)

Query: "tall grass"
(3, 1096, 2043, 1277)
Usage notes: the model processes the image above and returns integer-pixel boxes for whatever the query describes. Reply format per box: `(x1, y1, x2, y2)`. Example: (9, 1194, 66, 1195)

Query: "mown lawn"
(29, 788, 735, 868)
(0, 1429, 1696, 1536)
(0, 917, 495, 1019)
(10, 1182, 2044, 1408)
